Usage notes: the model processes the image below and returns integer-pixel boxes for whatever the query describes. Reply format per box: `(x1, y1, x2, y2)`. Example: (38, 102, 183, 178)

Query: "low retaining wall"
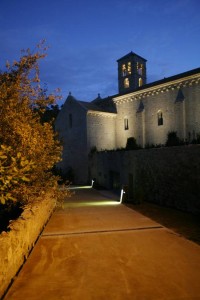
(0, 194, 56, 299)
(89, 145, 200, 214)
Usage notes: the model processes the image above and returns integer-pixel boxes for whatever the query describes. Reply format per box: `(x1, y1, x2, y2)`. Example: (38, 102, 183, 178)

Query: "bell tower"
(117, 52, 147, 94)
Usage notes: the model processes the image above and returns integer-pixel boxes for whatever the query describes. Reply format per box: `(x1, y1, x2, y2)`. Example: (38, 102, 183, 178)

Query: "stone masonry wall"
(87, 113, 116, 151)
(55, 97, 88, 183)
(0, 194, 56, 299)
(115, 83, 200, 148)
(89, 145, 200, 214)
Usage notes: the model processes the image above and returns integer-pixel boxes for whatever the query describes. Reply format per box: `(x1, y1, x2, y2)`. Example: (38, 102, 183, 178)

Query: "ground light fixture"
(120, 188, 125, 204)
(65, 185, 123, 207)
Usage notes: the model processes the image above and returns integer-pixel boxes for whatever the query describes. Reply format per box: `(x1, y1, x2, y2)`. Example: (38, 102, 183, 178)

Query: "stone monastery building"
(55, 52, 200, 183)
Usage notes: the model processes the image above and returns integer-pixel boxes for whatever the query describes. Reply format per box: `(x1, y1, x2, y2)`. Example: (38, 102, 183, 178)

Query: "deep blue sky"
(0, 0, 200, 104)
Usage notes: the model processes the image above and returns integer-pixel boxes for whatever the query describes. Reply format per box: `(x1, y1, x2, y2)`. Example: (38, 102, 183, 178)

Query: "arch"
(124, 78, 129, 88)
(139, 77, 143, 87)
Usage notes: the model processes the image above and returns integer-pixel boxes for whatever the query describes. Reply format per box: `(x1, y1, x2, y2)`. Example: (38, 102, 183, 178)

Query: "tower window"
(122, 62, 131, 76)
(137, 62, 143, 75)
(157, 111, 163, 126)
(122, 64, 127, 76)
(127, 62, 131, 74)
(69, 113, 72, 128)
(124, 117, 129, 130)
(139, 78, 143, 87)
(124, 78, 129, 88)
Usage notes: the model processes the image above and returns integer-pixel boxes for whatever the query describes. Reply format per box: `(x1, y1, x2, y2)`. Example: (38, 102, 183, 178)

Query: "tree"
(0, 42, 67, 207)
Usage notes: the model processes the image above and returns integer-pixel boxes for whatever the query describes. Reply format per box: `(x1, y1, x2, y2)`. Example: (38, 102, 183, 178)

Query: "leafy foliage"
(0, 42, 68, 206)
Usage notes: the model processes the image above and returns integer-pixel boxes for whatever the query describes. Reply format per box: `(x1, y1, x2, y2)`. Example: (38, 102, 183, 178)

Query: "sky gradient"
(0, 0, 200, 104)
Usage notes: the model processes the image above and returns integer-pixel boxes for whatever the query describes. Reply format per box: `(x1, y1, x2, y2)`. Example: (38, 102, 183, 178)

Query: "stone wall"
(87, 113, 116, 151)
(115, 100, 138, 148)
(89, 145, 200, 214)
(55, 96, 88, 183)
(185, 84, 200, 139)
(115, 83, 200, 148)
(0, 194, 56, 299)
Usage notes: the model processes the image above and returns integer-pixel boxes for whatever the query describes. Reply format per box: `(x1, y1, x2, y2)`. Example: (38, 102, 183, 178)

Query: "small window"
(122, 64, 127, 77)
(157, 111, 163, 126)
(69, 113, 72, 128)
(124, 117, 129, 130)
(137, 62, 143, 75)
(127, 62, 131, 74)
(124, 78, 129, 88)
(139, 77, 143, 87)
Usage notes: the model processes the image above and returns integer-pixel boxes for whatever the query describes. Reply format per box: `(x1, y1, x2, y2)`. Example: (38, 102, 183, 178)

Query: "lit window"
(137, 62, 143, 75)
(122, 64, 127, 76)
(69, 113, 72, 128)
(124, 78, 129, 88)
(124, 117, 129, 130)
(127, 62, 131, 74)
(139, 78, 143, 87)
(157, 111, 163, 126)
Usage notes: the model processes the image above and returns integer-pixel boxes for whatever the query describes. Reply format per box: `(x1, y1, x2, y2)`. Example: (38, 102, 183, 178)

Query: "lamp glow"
(120, 188, 125, 204)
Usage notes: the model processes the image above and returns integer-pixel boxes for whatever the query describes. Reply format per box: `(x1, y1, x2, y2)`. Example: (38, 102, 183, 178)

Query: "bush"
(165, 131, 181, 147)
(0, 42, 68, 208)
(126, 137, 139, 150)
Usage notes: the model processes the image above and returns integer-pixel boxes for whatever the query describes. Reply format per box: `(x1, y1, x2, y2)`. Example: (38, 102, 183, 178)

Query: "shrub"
(0, 42, 69, 207)
(126, 137, 139, 150)
(165, 131, 181, 147)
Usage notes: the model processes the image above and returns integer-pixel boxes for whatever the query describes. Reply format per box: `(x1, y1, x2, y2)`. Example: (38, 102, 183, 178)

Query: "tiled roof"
(78, 101, 105, 112)
(91, 96, 117, 113)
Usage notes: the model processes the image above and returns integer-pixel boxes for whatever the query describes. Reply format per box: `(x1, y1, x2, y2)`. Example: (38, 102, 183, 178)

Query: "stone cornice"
(113, 73, 200, 104)
(87, 110, 117, 117)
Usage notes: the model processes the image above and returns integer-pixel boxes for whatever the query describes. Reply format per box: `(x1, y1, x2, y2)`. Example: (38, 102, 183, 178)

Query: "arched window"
(124, 78, 129, 88)
(139, 77, 143, 87)
(127, 62, 131, 74)
(122, 64, 127, 77)
(137, 62, 143, 75)
(157, 110, 163, 126)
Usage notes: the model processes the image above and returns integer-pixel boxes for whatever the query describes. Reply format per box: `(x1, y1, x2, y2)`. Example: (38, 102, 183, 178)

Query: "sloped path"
(4, 187, 200, 300)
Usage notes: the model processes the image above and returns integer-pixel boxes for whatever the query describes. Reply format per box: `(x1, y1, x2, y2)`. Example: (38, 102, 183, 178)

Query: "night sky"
(0, 0, 200, 105)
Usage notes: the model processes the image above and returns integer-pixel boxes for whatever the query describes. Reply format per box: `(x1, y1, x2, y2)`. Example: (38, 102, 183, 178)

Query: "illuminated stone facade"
(114, 69, 200, 148)
(55, 94, 117, 182)
(55, 52, 200, 183)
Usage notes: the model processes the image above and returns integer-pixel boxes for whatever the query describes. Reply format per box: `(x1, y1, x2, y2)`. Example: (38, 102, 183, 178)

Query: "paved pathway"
(4, 187, 200, 300)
